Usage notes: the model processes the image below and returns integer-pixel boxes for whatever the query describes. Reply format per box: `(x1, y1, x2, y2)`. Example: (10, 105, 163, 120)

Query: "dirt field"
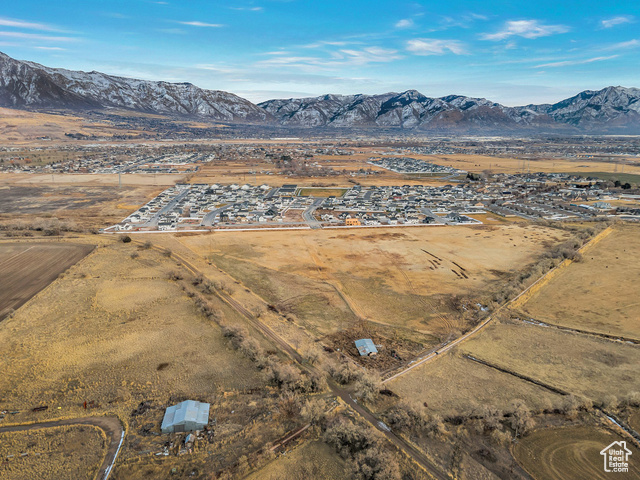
(383, 352, 560, 416)
(521, 225, 640, 339)
(0, 240, 265, 425)
(0, 242, 94, 319)
(246, 439, 348, 480)
(0, 107, 145, 143)
(629, 413, 640, 433)
(0, 184, 165, 231)
(513, 426, 640, 480)
(179, 224, 563, 337)
(4, 173, 186, 186)
(422, 153, 640, 176)
(462, 323, 640, 404)
(0, 424, 106, 480)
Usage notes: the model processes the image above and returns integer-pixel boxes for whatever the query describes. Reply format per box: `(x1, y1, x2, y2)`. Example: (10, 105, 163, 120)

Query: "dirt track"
(0, 416, 124, 480)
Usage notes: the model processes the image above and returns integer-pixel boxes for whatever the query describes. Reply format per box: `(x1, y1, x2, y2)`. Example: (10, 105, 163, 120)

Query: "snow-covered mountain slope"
(0, 51, 272, 123)
(261, 86, 640, 132)
(2, 51, 639, 132)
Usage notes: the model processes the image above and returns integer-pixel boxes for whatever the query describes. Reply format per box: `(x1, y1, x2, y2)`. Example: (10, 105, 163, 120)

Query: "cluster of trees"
(0, 217, 90, 236)
(323, 418, 401, 480)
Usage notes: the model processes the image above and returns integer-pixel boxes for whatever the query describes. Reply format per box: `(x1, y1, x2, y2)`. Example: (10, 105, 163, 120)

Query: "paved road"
(201, 205, 232, 227)
(142, 189, 190, 228)
(0, 416, 124, 480)
(302, 198, 325, 229)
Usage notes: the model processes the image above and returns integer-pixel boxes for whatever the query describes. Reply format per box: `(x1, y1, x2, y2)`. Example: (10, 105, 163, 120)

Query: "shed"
(355, 339, 378, 356)
(161, 400, 210, 434)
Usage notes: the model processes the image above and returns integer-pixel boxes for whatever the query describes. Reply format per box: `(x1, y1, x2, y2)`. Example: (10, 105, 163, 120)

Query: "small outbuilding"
(161, 400, 210, 434)
(355, 338, 378, 357)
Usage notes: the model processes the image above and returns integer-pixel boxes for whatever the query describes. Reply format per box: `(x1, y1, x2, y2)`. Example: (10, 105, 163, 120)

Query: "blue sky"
(0, 1, 638, 105)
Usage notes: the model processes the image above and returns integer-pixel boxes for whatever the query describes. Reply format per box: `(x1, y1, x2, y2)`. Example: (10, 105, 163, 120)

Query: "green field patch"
(297, 187, 348, 197)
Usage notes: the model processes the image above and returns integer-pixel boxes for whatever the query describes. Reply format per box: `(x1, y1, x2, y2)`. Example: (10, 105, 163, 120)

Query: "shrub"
(120, 235, 132, 243)
(384, 402, 426, 432)
(324, 419, 378, 457)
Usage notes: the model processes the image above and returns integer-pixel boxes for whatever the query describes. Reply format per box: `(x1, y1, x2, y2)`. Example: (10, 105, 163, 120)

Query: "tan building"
(345, 218, 361, 226)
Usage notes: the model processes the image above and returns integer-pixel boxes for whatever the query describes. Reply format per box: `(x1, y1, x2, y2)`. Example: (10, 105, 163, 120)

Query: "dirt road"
(0, 415, 124, 480)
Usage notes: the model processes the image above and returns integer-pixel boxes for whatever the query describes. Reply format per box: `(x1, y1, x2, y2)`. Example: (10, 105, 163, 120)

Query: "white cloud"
(395, 19, 414, 29)
(34, 46, 66, 51)
(601, 16, 634, 29)
(481, 20, 569, 40)
(229, 7, 263, 11)
(600, 39, 639, 51)
(178, 21, 224, 28)
(406, 38, 467, 55)
(255, 46, 401, 70)
(301, 40, 354, 49)
(534, 55, 619, 68)
(0, 17, 61, 32)
(0, 31, 76, 42)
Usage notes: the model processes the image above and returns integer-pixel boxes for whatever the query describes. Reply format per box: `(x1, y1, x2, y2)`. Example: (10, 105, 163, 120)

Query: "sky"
(0, 1, 639, 105)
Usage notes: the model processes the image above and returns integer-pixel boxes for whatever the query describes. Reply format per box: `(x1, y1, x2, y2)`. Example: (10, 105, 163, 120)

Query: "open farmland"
(462, 323, 640, 404)
(382, 352, 560, 416)
(0, 425, 106, 480)
(513, 426, 640, 480)
(521, 225, 640, 339)
(0, 183, 165, 232)
(0, 240, 265, 423)
(0, 107, 145, 144)
(179, 224, 563, 337)
(0, 242, 94, 319)
(246, 439, 349, 480)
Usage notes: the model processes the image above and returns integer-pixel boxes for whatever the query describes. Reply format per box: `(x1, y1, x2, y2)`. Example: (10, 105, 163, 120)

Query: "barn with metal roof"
(161, 400, 210, 434)
(355, 338, 378, 356)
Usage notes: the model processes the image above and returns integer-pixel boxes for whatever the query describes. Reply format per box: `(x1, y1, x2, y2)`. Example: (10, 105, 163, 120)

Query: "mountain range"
(1, 51, 639, 133)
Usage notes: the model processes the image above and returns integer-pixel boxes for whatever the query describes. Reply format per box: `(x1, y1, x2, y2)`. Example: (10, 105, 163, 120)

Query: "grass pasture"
(462, 323, 640, 404)
(513, 426, 640, 480)
(246, 440, 349, 480)
(181, 224, 561, 338)
(0, 242, 93, 319)
(0, 425, 106, 480)
(521, 225, 640, 339)
(0, 240, 265, 425)
(297, 187, 348, 197)
(384, 352, 560, 416)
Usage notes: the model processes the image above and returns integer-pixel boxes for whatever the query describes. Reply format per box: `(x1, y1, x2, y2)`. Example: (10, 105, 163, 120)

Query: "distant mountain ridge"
(260, 87, 640, 132)
(1, 51, 639, 133)
(0, 51, 271, 123)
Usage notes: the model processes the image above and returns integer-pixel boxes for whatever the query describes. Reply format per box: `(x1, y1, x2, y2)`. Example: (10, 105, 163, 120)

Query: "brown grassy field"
(0, 242, 93, 319)
(513, 426, 640, 480)
(462, 323, 640, 404)
(629, 413, 640, 433)
(0, 425, 106, 480)
(521, 225, 640, 339)
(245, 439, 349, 480)
(0, 184, 167, 231)
(4, 173, 185, 186)
(0, 240, 265, 425)
(383, 352, 560, 416)
(0, 107, 145, 143)
(422, 153, 640, 176)
(179, 224, 563, 337)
